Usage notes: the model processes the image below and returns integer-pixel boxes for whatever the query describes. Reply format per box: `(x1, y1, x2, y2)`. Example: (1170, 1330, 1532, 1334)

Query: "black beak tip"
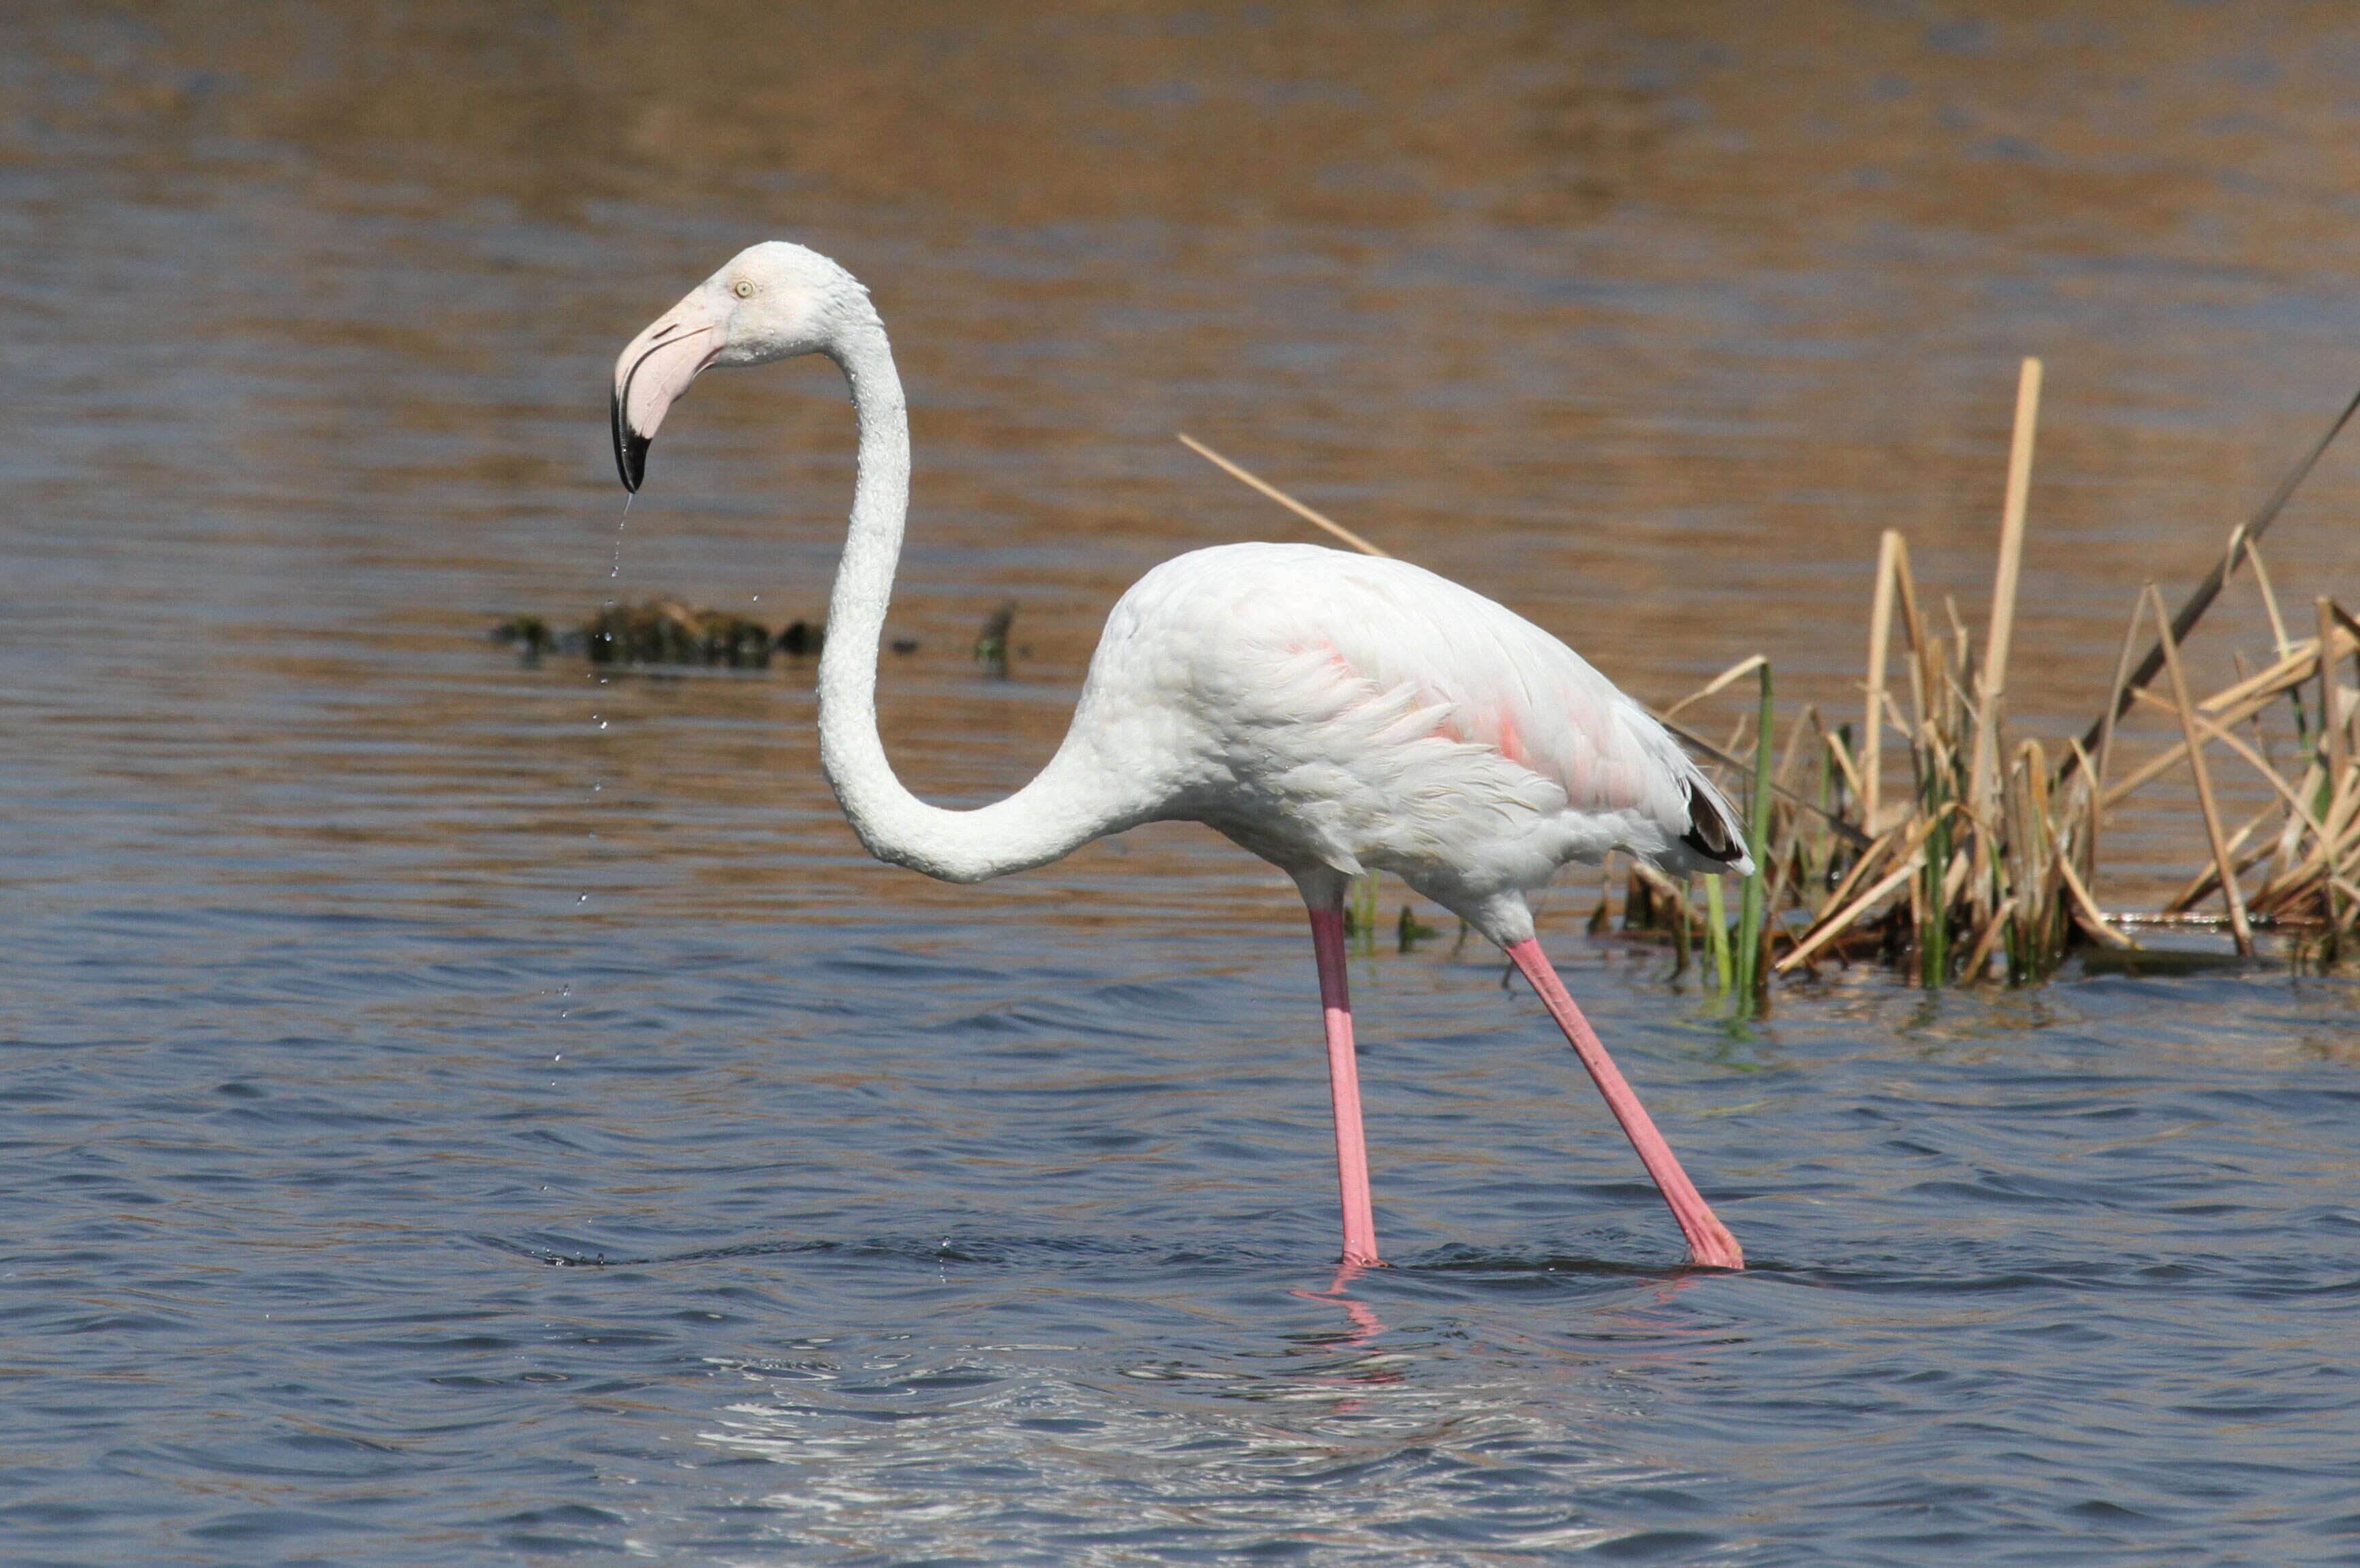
(610, 390, 648, 492)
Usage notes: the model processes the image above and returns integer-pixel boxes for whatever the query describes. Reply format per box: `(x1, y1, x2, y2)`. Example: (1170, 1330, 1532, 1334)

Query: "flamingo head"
(610, 241, 870, 491)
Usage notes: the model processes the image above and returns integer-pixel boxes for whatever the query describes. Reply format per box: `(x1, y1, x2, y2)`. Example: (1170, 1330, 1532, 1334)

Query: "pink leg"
(1505, 938, 1744, 1270)
(1308, 907, 1381, 1266)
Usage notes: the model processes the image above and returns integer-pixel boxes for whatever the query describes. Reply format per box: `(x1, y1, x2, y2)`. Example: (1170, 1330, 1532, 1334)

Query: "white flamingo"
(611, 242, 1750, 1270)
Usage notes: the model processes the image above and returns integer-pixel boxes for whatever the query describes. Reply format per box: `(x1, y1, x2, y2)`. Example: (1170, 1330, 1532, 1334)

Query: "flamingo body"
(610, 240, 1749, 1270)
(1057, 542, 1746, 935)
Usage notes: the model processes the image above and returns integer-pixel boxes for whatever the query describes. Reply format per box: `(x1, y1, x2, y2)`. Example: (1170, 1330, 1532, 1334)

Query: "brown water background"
(5, 5, 2360, 1565)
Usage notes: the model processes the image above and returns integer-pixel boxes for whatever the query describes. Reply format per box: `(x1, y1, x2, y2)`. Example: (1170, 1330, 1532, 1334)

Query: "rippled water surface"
(6, 4, 2360, 1563)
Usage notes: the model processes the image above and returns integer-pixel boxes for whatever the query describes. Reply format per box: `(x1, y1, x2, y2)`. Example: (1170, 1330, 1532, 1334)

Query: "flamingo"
(610, 242, 1750, 1270)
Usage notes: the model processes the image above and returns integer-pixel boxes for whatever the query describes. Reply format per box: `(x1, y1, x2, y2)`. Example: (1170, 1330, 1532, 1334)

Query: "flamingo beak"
(610, 289, 730, 492)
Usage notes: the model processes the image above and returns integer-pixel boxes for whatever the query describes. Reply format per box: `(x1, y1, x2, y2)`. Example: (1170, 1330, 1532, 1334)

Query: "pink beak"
(610, 289, 730, 491)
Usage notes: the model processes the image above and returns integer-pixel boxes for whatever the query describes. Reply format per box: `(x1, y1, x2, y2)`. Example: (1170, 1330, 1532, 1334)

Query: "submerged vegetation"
(1185, 360, 2360, 1004)
(492, 599, 1014, 671)
(493, 599, 823, 668)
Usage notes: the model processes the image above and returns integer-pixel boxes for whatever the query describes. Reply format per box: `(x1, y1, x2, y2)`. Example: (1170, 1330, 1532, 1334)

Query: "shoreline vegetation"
(493, 600, 823, 667)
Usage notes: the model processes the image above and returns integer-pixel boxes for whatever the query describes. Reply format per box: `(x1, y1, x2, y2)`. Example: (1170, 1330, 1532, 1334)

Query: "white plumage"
(1069, 542, 1748, 926)
(611, 240, 1750, 1271)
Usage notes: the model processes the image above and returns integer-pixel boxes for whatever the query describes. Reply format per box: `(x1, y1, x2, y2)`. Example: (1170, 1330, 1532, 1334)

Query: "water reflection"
(1294, 1259, 1391, 1354)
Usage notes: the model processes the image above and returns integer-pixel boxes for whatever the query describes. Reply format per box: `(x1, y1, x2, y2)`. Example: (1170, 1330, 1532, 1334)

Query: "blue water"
(7, 5, 2360, 1563)
(12, 904, 2360, 1563)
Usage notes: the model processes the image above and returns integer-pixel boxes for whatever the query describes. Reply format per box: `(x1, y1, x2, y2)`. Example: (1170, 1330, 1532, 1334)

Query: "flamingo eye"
(732, 279, 756, 299)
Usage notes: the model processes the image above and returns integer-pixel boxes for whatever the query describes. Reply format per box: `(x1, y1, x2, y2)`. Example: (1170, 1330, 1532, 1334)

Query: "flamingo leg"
(1307, 906, 1382, 1267)
(1504, 938, 1744, 1270)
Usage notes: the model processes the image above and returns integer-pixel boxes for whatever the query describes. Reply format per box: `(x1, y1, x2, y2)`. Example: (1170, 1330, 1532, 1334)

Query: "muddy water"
(5, 5, 2359, 1563)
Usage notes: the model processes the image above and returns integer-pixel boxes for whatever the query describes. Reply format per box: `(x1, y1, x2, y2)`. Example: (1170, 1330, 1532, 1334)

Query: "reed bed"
(1683, 360, 2360, 1003)
(1637, 548, 2360, 1005)
(1184, 361, 2360, 1006)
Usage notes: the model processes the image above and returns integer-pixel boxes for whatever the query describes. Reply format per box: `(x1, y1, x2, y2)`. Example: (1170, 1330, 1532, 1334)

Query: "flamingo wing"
(1095, 544, 1744, 883)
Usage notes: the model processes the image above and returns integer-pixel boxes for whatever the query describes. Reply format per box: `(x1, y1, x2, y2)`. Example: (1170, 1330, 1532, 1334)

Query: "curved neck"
(813, 315, 1127, 883)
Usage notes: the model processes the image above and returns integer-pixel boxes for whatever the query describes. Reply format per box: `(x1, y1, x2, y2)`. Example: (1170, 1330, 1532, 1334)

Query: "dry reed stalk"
(1906, 840, 1929, 961)
(2058, 736, 2104, 939)
(1896, 552, 1931, 737)
(2056, 853, 2134, 948)
(2077, 599, 2152, 930)
(2254, 770, 2360, 908)
(1814, 708, 1866, 802)
(2246, 539, 2294, 659)
(2321, 599, 2349, 836)
(2091, 597, 2143, 864)
(1970, 358, 2043, 828)
(1773, 809, 1948, 973)
(1177, 433, 1393, 558)
(2327, 599, 2354, 943)
(1663, 654, 1767, 722)
(1819, 819, 1904, 911)
(2198, 638, 2331, 716)
(2000, 739, 2064, 982)
(1942, 838, 1975, 907)
(1775, 856, 1920, 975)
(1787, 822, 1895, 965)
(1861, 529, 1908, 833)
(2146, 582, 2256, 955)
(2328, 599, 2360, 657)
(1960, 895, 2015, 983)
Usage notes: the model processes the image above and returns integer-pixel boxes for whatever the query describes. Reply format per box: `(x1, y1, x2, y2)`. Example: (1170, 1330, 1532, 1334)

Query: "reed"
(1629, 362, 2356, 985)
(1752, 363, 2360, 984)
